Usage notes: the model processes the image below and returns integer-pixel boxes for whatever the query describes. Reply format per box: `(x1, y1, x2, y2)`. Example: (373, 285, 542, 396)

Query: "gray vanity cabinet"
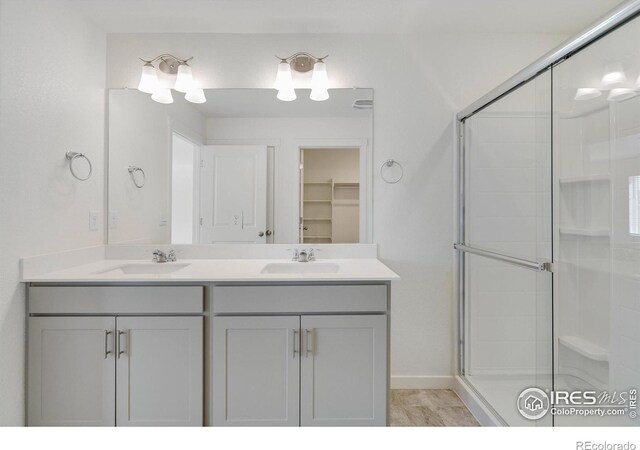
(299, 314, 387, 426)
(27, 286, 204, 427)
(115, 316, 203, 427)
(28, 316, 117, 426)
(212, 316, 301, 426)
(211, 284, 389, 427)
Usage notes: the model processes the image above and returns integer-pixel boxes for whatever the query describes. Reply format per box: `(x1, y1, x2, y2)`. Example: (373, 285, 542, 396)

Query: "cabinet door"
(28, 317, 116, 426)
(213, 316, 300, 426)
(300, 315, 387, 426)
(115, 316, 203, 426)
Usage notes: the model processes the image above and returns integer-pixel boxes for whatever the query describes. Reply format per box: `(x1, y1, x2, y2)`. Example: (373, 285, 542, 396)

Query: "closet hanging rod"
(457, 0, 640, 121)
(454, 243, 552, 273)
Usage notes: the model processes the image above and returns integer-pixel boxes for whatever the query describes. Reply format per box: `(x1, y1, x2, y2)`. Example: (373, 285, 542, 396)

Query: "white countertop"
(22, 258, 399, 283)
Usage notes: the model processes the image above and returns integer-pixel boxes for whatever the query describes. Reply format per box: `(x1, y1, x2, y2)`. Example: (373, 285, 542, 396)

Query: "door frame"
(295, 139, 371, 244)
(169, 119, 204, 244)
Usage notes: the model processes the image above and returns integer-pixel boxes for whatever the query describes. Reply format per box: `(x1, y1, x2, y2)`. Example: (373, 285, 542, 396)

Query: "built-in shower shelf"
(559, 174, 610, 184)
(558, 336, 608, 362)
(559, 227, 610, 238)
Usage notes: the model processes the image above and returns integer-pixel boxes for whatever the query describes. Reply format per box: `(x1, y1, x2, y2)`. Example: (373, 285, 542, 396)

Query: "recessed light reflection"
(574, 88, 602, 101)
(607, 88, 637, 102)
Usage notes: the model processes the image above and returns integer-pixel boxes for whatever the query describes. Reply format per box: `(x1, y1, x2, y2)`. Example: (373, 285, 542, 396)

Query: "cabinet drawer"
(28, 286, 204, 314)
(212, 285, 387, 314)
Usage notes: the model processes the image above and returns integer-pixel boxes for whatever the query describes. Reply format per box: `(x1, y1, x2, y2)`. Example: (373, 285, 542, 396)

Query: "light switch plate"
(109, 211, 118, 229)
(89, 211, 100, 231)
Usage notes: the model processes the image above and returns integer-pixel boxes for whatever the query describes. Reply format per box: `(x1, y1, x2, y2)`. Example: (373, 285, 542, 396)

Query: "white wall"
(0, 0, 106, 424)
(108, 90, 206, 244)
(106, 32, 567, 385)
(207, 116, 370, 243)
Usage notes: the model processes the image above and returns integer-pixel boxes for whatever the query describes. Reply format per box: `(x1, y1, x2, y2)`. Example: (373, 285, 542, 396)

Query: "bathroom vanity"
(23, 255, 397, 427)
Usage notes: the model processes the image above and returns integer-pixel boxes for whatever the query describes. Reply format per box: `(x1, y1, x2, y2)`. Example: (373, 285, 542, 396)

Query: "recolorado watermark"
(576, 442, 636, 450)
(517, 387, 637, 420)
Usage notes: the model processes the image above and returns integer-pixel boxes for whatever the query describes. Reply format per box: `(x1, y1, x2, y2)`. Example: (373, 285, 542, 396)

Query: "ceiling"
(69, 0, 624, 35)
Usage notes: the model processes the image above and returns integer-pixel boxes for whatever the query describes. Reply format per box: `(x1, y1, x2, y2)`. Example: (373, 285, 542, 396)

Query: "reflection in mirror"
(108, 88, 373, 244)
(300, 148, 361, 244)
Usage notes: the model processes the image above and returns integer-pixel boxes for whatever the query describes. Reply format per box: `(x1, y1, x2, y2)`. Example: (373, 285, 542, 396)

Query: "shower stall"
(455, 0, 640, 426)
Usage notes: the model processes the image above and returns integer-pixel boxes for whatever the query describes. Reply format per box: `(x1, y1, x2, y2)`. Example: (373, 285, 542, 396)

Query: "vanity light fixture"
(274, 52, 330, 102)
(137, 54, 206, 104)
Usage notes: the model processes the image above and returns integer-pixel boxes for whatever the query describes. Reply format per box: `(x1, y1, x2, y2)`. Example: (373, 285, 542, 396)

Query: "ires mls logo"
(517, 388, 550, 420)
(517, 387, 638, 420)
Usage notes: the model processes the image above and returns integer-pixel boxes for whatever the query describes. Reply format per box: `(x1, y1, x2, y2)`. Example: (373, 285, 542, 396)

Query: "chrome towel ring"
(65, 151, 92, 181)
(380, 159, 403, 184)
(128, 165, 146, 188)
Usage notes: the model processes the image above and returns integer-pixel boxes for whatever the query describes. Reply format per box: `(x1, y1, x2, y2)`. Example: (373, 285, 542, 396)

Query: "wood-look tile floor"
(390, 389, 479, 426)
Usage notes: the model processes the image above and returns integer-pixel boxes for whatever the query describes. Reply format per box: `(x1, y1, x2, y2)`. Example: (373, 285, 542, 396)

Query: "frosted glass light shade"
(277, 88, 296, 102)
(174, 64, 194, 93)
(607, 88, 636, 102)
(138, 63, 159, 94)
(310, 61, 329, 101)
(274, 61, 294, 91)
(185, 88, 206, 104)
(601, 62, 627, 88)
(151, 88, 174, 104)
(574, 88, 602, 101)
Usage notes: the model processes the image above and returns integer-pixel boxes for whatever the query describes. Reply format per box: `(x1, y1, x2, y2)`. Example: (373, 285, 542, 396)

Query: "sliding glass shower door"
(553, 14, 640, 427)
(458, 10, 640, 427)
(460, 70, 553, 426)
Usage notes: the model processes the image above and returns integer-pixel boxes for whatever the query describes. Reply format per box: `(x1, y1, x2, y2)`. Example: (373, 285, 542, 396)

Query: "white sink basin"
(261, 262, 340, 274)
(95, 263, 191, 275)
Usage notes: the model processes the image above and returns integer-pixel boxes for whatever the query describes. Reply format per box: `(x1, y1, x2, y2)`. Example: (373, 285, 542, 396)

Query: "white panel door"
(115, 316, 203, 426)
(200, 145, 268, 243)
(300, 315, 387, 426)
(28, 317, 116, 426)
(213, 316, 300, 426)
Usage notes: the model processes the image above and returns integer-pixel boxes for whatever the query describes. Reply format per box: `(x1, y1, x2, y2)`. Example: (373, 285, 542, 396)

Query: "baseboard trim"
(390, 376, 454, 389)
(452, 376, 504, 426)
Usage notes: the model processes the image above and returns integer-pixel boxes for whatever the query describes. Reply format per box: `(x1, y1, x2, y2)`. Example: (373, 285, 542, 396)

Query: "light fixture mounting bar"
(139, 54, 194, 75)
(275, 52, 328, 73)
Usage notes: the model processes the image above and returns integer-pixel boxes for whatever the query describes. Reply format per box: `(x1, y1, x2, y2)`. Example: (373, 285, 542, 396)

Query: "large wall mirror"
(107, 88, 373, 244)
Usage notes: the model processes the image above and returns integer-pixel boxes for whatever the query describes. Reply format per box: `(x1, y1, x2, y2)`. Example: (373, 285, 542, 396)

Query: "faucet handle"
(167, 250, 177, 262)
(286, 248, 300, 261)
(308, 248, 316, 261)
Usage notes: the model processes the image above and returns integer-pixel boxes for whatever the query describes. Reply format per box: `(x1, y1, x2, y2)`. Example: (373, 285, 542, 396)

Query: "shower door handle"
(454, 243, 552, 272)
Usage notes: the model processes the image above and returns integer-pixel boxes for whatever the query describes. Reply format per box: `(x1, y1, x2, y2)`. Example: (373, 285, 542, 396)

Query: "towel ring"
(128, 165, 146, 188)
(65, 152, 92, 181)
(380, 159, 403, 184)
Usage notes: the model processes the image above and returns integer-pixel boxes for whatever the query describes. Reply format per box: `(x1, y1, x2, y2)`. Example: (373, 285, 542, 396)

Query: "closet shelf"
(558, 336, 608, 362)
(303, 200, 332, 203)
(559, 174, 610, 184)
(559, 227, 610, 238)
(303, 218, 332, 221)
(304, 182, 332, 185)
(303, 235, 332, 239)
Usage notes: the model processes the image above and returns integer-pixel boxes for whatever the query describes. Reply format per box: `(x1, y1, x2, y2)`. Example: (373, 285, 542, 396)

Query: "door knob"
(258, 231, 265, 237)
(266, 229, 272, 236)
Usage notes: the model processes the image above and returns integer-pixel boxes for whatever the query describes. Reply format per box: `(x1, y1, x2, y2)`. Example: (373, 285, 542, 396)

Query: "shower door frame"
(454, 0, 640, 425)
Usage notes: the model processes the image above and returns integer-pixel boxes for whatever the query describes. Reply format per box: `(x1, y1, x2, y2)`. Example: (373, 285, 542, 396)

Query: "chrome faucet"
(289, 248, 317, 262)
(152, 249, 177, 263)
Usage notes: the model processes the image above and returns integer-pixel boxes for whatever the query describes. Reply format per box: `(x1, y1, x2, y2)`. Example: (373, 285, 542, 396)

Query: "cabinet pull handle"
(104, 330, 112, 359)
(305, 329, 313, 358)
(117, 330, 127, 358)
(293, 329, 299, 358)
